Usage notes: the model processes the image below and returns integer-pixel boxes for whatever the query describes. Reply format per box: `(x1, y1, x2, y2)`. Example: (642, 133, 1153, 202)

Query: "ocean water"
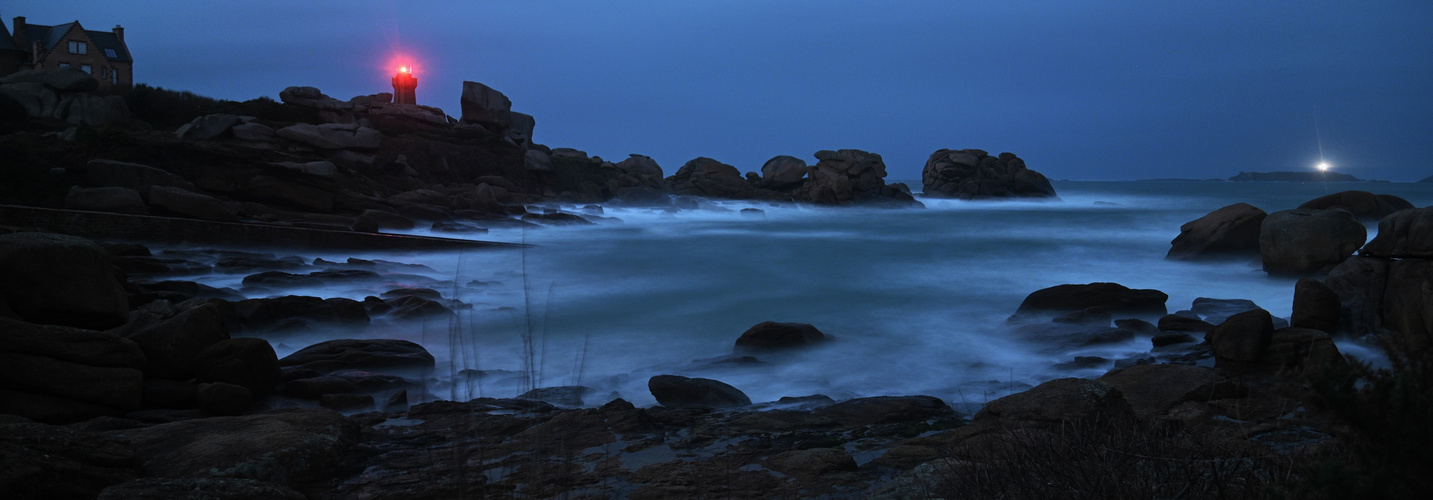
(213, 181, 1433, 410)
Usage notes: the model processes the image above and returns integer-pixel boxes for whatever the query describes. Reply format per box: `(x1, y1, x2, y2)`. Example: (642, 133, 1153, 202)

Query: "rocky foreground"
(4, 202, 1432, 497)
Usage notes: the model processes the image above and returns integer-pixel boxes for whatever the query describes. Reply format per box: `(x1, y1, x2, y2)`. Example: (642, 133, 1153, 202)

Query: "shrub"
(1303, 334, 1433, 499)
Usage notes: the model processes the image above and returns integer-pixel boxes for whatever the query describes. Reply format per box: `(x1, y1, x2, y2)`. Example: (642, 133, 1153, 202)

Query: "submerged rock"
(734, 321, 828, 352)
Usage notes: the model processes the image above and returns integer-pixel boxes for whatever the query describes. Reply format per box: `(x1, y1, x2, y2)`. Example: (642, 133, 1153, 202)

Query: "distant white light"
(1315, 161, 1332, 172)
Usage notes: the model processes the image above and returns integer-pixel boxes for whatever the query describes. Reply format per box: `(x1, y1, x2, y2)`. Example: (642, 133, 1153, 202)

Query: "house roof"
(0, 19, 21, 52)
(21, 20, 132, 63)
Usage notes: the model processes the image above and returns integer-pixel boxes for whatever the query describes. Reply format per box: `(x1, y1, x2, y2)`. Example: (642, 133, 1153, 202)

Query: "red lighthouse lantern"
(392, 66, 417, 105)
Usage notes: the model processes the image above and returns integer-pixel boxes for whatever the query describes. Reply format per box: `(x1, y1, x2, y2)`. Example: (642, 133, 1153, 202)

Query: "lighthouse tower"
(392, 67, 417, 104)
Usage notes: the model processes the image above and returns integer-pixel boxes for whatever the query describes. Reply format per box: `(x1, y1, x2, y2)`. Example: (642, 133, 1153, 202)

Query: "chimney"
(112, 25, 123, 42)
(12, 17, 25, 47)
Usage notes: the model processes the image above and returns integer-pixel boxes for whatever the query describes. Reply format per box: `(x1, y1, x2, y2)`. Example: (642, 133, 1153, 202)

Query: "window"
(80, 65, 92, 74)
(57, 62, 71, 68)
(68, 41, 87, 54)
(104, 48, 117, 58)
(99, 67, 108, 78)
(111, 72, 118, 85)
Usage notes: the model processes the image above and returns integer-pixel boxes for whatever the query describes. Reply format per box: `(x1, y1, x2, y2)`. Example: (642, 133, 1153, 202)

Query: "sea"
(194, 180, 1433, 412)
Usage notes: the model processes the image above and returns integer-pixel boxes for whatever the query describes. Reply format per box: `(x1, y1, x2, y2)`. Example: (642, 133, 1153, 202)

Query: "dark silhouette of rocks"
(734, 321, 828, 352)
(1259, 209, 1366, 275)
(1329, 206, 1433, 347)
(921, 149, 1056, 199)
(648, 374, 752, 408)
(1298, 190, 1414, 222)
(1166, 203, 1267, 261)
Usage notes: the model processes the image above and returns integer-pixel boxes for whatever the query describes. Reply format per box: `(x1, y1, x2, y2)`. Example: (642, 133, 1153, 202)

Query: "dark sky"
(11, 1, 1432, 181)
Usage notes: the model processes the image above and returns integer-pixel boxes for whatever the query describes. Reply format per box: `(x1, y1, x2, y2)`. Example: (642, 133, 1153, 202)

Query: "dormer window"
(104, 48, 117, 58)
(68, 41, 88, 54)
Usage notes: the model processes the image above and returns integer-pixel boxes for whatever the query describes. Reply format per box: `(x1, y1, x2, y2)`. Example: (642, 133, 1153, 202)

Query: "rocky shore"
(2, 68, 1432, 498)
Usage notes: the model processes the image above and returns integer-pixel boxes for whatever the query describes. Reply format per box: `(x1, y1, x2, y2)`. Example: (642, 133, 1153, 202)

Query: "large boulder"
(1291, 278, 1340, 333)
(0, 318, 147, 422)
(59, 93, 131, 127)
(796, 149, 910, 206)
(1260, 209, 1366, 275)
(1265, 327, 1346, 375)
(1013, 282, 1168, 319)
(760, 155, 808, 188)
(0, 81, 59, 118)
(668, 157, 753, 198)
(0, 233, 129, 329)
(175, 113, 243, 140)
(65, 185, 146, 214)
(524, 149, 553, 172)
(734, 321, 828, 352)
(148, 185, 239, 222)
(0, 317, 145, 370)
(507, 111, 535, 147)
(921, 149, 1056, 199)
(1327, 256, 1390, 338)
(1361, 206, 1433, 259)
(458, 81, 512, 132)
(0, 353, 144, 416)
(616, 154, 664, 179)
(123, 303, 230, 380)
(43, 67, 99, 92)
(278, 86, 351, 111)
(195, 338, 283, 397)
(1298, 190, 1415, 222)
(647, 375, 751, 408)
(1166, 203, 1267, 260)
(84, 159, 196, 193)
(1204, 309, 1274, 363)
(278, 339, 435, 374)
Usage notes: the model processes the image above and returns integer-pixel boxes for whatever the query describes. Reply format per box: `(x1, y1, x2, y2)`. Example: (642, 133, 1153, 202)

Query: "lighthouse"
(392, 66, 417, 105)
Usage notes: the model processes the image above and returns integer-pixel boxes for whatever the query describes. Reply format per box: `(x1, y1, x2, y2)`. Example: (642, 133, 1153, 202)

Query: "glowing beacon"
(392, 66, 417, 105)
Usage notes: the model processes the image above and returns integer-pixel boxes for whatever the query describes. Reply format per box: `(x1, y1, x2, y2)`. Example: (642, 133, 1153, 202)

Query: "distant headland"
(1227, 171, 1365, 182)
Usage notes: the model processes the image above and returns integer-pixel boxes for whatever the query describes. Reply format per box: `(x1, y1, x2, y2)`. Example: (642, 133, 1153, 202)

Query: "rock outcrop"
(795, 149, 914, 206)
(0, 232, 129, 330)
(1012, 282, 1168, 319)
(0, 68, 130, 127)
(459, 81, 513, 133)
(921, 149, 1056, 199)
(648, 375, 752, 408)
(667, 157, 754, 199)
(1328, 207, 1433, 346)
(1259, 208, 1366, 275)
(1166, 203, 1267, 260)
(734, 321, 828, 352)
(1297, 190, 1414, 222)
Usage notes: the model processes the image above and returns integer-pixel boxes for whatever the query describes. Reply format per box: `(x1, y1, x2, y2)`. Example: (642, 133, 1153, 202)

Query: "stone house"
(0, 16, 133, 93)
